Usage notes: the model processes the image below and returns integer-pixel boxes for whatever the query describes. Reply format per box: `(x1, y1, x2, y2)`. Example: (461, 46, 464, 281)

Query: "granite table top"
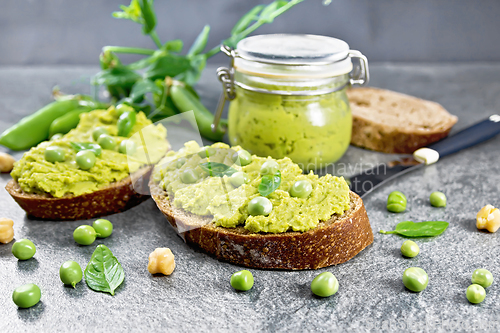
(0, 63, 499, 332)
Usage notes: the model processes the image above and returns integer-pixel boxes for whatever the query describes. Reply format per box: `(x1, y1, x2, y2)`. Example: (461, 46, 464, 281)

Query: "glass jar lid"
(234, 34, 354, 79)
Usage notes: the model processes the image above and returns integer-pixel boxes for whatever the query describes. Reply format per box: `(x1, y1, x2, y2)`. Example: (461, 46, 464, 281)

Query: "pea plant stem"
(103, 46, 155, 55)
(150, 31, 163, 49)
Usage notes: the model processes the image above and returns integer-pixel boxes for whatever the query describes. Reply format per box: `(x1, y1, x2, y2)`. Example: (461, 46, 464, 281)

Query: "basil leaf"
(199, 162, 237, 177)
(84, 245, 125, 296)
(380, 221, 449, 237)
(259, 171, 281, 197)
(70, 142, 102, 157)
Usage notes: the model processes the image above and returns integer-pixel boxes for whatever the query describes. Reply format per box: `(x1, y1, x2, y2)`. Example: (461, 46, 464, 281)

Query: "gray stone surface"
(1, 64, 500, 332)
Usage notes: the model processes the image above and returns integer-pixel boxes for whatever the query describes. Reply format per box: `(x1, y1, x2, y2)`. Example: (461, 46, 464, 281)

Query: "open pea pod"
(380, 221, 449, 237)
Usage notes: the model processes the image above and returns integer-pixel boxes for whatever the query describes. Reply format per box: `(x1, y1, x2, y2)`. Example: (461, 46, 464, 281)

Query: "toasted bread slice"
(347, 87, 458, 154)
(150, 181, 373, 270)
(6, 167, 152, 221)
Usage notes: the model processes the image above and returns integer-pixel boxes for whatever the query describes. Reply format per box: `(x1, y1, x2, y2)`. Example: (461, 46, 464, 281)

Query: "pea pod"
(170, 84, 226, 141)
(0, 99, 81, 151)
(139, 0, 157, 34)
(117, 110, 137, 137)
(49, 107, 92, 137)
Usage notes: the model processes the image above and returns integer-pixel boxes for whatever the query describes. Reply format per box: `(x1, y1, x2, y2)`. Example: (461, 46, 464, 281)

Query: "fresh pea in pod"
(230, 172, 249, 188)
(93, 219, 113, 238)
(73, 225, 97, 246)
(311, 272, 339, 297)
(430, 191, 447, 207)
(92, 127, 108, 141)
(181, 169, 199, 184)
(117, 110, 137, 137)
(45, 146, 65, 163)
(118, 139, 136, 155)
(248, 197, 273, 216)
(400, 240, 419, 258)
(290, 180, 313, 198)
(97, 134, 116, 150)
(402, 267, 428, 292)
(466, 284, 486, 304)
(387, 191, 407, 213)
(76, 150, 96, 170)
(260, 160, 279, 176)
(471, 268, 493, 288)
(230, 270, 254, 291)
(50, 133, 63, 141)
(232, 150, 252, 166)
(11, 239, 36, 260)
(59, 260, 83, 288)
(12, 283, 41, 308)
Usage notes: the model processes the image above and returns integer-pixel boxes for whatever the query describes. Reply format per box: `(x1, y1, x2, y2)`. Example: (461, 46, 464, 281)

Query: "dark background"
(2, 0, 500, 66)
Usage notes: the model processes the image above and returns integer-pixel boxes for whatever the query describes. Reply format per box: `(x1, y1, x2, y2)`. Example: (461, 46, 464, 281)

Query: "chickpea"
(0, 152, 15, 173)
(148, 248, 175, 275)
(0, 218, 14, 244)
(476, 204, 500, 233)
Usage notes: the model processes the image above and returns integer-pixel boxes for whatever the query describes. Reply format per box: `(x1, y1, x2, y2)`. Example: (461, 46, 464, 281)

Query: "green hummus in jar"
(228, 84, 352, 170)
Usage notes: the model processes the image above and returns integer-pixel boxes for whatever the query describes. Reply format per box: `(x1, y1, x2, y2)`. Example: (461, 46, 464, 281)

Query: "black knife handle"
(428, 115, 500, 158)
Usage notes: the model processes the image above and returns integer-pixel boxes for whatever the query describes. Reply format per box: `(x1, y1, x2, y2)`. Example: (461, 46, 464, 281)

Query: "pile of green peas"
(73, 219, 113, 246)
(466, 268, 493, 304)
(386, 190, 448, 213)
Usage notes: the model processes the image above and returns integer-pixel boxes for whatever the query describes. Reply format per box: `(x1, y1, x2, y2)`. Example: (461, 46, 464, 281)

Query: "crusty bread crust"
(6, 167, 152, 221)
(348, 87, 458, 154)
(151, 182, 373, 270)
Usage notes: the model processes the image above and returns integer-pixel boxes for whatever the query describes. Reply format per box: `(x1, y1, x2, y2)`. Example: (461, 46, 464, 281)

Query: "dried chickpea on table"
(0, 218, 15, 244)
(0, 152, 15, 173)
(476, 204, 500, 233)
(148, 248, 176, 275)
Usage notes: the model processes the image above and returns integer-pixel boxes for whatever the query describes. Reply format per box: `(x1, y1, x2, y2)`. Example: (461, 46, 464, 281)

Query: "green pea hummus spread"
(228, 84, 352, 169)
(152, 141, 351, 233)
(11, 107, 168, 198)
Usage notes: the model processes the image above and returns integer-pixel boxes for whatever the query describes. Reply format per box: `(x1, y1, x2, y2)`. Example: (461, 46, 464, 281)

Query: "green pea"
(12, 283, 41, 308)
(59, 260, 83, 288)
(50, 133, 63, 141)
(400, 240, 419, 258)
(402, 267, 428, 292)
(97, 134, 116, 150)
(430, 191, 447, 207)
(260, 160, 279, 175)
(11, 239, 36, 260)
(230, 270, 254, 291)
(232, 150, 252, 166)
(311, 272, 339, 297)
(175, 157, 187, 168)
(290, 180, 313, 198)
(248, 197, 273, 216)
(75, 150, 96, 170)
(44, 146, 65, 163)
(93, 219, 113, 238)
(73, 225, 96, 246)
(92, 127, 108, 141)
(471, 268, 493, 288)
(118, 139, 136, 155)
(197, 146, 216, 158)
(387, 191, 407, 213)
(230, 171, 249, 187)
(181, 169, 199, 184)
(466, 284, 486, 304)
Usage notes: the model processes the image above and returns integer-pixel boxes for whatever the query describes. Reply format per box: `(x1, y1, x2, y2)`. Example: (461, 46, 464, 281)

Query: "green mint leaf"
(84, 245, 125, 296)
(259, 170, 281, 197)
(380, 221, 449, 237)
(70, 142, 102, 157)
(199, 162, 237, 177)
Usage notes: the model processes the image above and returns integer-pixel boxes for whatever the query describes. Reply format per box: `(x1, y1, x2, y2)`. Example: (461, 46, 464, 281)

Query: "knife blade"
(349, 114, 500, 197)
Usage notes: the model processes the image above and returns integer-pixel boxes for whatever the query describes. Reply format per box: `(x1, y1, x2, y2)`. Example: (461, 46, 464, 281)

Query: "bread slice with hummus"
(150, 141, 373, 270)
(348, 87, 458, 154)
(6, 107, 169, 220)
